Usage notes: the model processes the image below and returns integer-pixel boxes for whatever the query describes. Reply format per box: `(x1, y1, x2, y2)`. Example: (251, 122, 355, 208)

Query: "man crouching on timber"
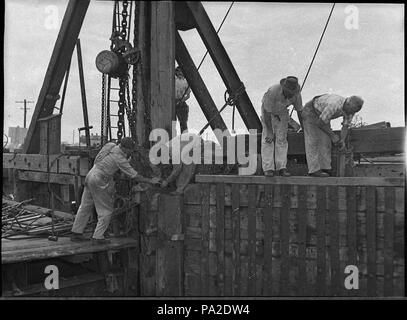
(71, 137, 159, 244)
(301, 94, 364, 177)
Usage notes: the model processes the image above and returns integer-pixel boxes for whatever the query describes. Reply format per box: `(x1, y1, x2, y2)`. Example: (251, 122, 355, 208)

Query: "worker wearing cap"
(301, 94, 364, 177)
(261, 76, 303, 177)
(71, 137, 158, 244)
(175, 66, 191, 134)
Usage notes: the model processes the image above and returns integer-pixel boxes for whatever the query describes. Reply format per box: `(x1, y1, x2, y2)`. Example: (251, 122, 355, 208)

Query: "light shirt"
(175, 76, 191, 102)
(93, 142, 138, 179)
(313, 94, 353, 125)
(261, 84, 303, 118)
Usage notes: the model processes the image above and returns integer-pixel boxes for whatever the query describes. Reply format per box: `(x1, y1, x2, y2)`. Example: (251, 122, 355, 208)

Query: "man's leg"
(261, 130, 275, 173)
(273, 113, 289, 171)
(71, 186, 94, 235)
(318, 128, 332, 171)
(303, 117, 322, 174)
(91, 187, 115, 240)
(176, 102, 189, 133)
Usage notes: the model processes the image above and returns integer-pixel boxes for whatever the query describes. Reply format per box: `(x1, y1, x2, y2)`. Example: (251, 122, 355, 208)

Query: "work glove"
(150, 177, 161, 185)
(331, 134, 340, 144)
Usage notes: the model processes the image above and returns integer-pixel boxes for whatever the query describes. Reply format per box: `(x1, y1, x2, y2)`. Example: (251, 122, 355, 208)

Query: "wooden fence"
(178, 176, 404, 297)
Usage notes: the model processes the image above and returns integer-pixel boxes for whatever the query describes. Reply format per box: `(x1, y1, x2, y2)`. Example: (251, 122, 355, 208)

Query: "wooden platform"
(2, 237, 138, 264)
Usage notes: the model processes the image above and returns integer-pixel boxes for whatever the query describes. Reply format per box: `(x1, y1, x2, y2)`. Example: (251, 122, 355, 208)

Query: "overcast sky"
(4, 1, 404, 143)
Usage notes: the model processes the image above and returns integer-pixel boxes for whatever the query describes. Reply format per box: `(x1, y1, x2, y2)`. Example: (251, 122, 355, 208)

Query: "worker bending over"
(301, 94, 364, 177)
(158, 132, 202, 195)
(261, 76, 303, 177)
(175, 66, 191, 134)
(71, 137, 158, 244)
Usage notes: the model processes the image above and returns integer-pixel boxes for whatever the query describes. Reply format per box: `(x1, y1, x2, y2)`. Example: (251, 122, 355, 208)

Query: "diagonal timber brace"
(24, 0, 90, 154)
(185, 1, 262, 132)
(175, 31, 230, 143)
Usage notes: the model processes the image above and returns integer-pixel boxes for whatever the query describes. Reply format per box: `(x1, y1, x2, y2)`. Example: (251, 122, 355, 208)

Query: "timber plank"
(231, 184, 241, 296)
(384, 187, 395, 296)
(157, 194, 184, 296)
(3, 273, 105, 297)
(2, 238, 138, 264)
(247, 184, 257, 295)
(196, 175, 404, 187)
(316, 186, 326, 296)
(263, 185, 273, 296)
(280, 185, 290, 295)
(329, 186, 340, 296)
(216, 183, 225, 295)
(297, 185, 307, 296)
(18, 170, 84, 185)
(366, 186, 377, 296)
(200, 184, 210, 296)
(346, 186, 358, 297)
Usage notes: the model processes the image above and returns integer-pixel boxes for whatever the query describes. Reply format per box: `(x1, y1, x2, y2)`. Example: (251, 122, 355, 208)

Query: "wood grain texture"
(196, 175, 404, 187)
(366, 186, 377, 296)
(247, 184, 257, 295)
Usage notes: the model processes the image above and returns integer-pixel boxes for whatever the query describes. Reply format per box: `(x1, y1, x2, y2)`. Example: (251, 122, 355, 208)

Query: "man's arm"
(261, 93, 274, 143)
(338, 114, 354, 150)
(293, 94, 304, 130)
(162, 163, 183, 187)
(315, 118, 340, 143)
(116, 154, 156, 184)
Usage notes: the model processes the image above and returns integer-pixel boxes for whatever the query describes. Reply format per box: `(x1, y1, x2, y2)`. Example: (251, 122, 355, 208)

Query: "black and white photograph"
(1, 0, 405, 305)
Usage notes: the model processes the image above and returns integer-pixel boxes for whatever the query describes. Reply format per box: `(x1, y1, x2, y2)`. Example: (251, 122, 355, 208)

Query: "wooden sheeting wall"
(182, 181, 404, 296)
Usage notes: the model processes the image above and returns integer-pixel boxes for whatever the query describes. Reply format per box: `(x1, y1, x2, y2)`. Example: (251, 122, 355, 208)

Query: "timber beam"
(196, 175, 405, 187)
(175, 31, 230, 143)
(236, 127, 405, 156)
(185, 1, 262, 131)
(24, 0, 90, 154)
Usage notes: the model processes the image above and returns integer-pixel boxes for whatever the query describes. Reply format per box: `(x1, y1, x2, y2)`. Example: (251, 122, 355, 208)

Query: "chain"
(120, 1, 129, 42)
(101, 73, 106, 145)
(116, 1, 129, 141)
(130, 1, 140, 145)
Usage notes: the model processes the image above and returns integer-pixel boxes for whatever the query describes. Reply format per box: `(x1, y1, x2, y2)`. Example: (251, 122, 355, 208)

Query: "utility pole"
(15, 99, 34, 128)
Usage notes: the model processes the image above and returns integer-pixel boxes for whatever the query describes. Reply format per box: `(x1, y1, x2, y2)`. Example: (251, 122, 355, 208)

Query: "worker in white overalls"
(261, 76, 303, 177)
(301, 94, 364, 177)
(71, 137, 159, 244)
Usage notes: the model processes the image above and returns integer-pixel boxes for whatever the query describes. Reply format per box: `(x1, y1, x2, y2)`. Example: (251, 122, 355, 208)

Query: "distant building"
(7, 126, 28, 148)
(79, 133, 101, 147)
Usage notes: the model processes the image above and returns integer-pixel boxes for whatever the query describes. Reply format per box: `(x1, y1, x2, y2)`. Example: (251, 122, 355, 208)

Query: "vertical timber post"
(150, 1, 175, 139)
(157, 194, 184, 296)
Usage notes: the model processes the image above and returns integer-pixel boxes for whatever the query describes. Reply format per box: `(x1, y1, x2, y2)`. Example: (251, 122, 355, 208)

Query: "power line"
(15, 99, 34, 128)
(301, 3, 336, 91)
(290, 3, 336, 118)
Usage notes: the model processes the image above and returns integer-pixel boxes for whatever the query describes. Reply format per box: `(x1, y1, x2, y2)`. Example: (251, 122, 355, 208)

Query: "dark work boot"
(91, 238, 111, 245)
(279, 168, 291, 177)
(308, 170, 330, 177)
(321, 169, 332, 176)
(264, 170, 274, 177)
(70, 232, 89, 242)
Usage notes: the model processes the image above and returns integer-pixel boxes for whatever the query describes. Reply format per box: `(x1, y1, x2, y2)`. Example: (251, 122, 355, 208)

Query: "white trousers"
(302, 106, 332, 174)
(261, 113, 289, 172)
(71, 167, 115, 239)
